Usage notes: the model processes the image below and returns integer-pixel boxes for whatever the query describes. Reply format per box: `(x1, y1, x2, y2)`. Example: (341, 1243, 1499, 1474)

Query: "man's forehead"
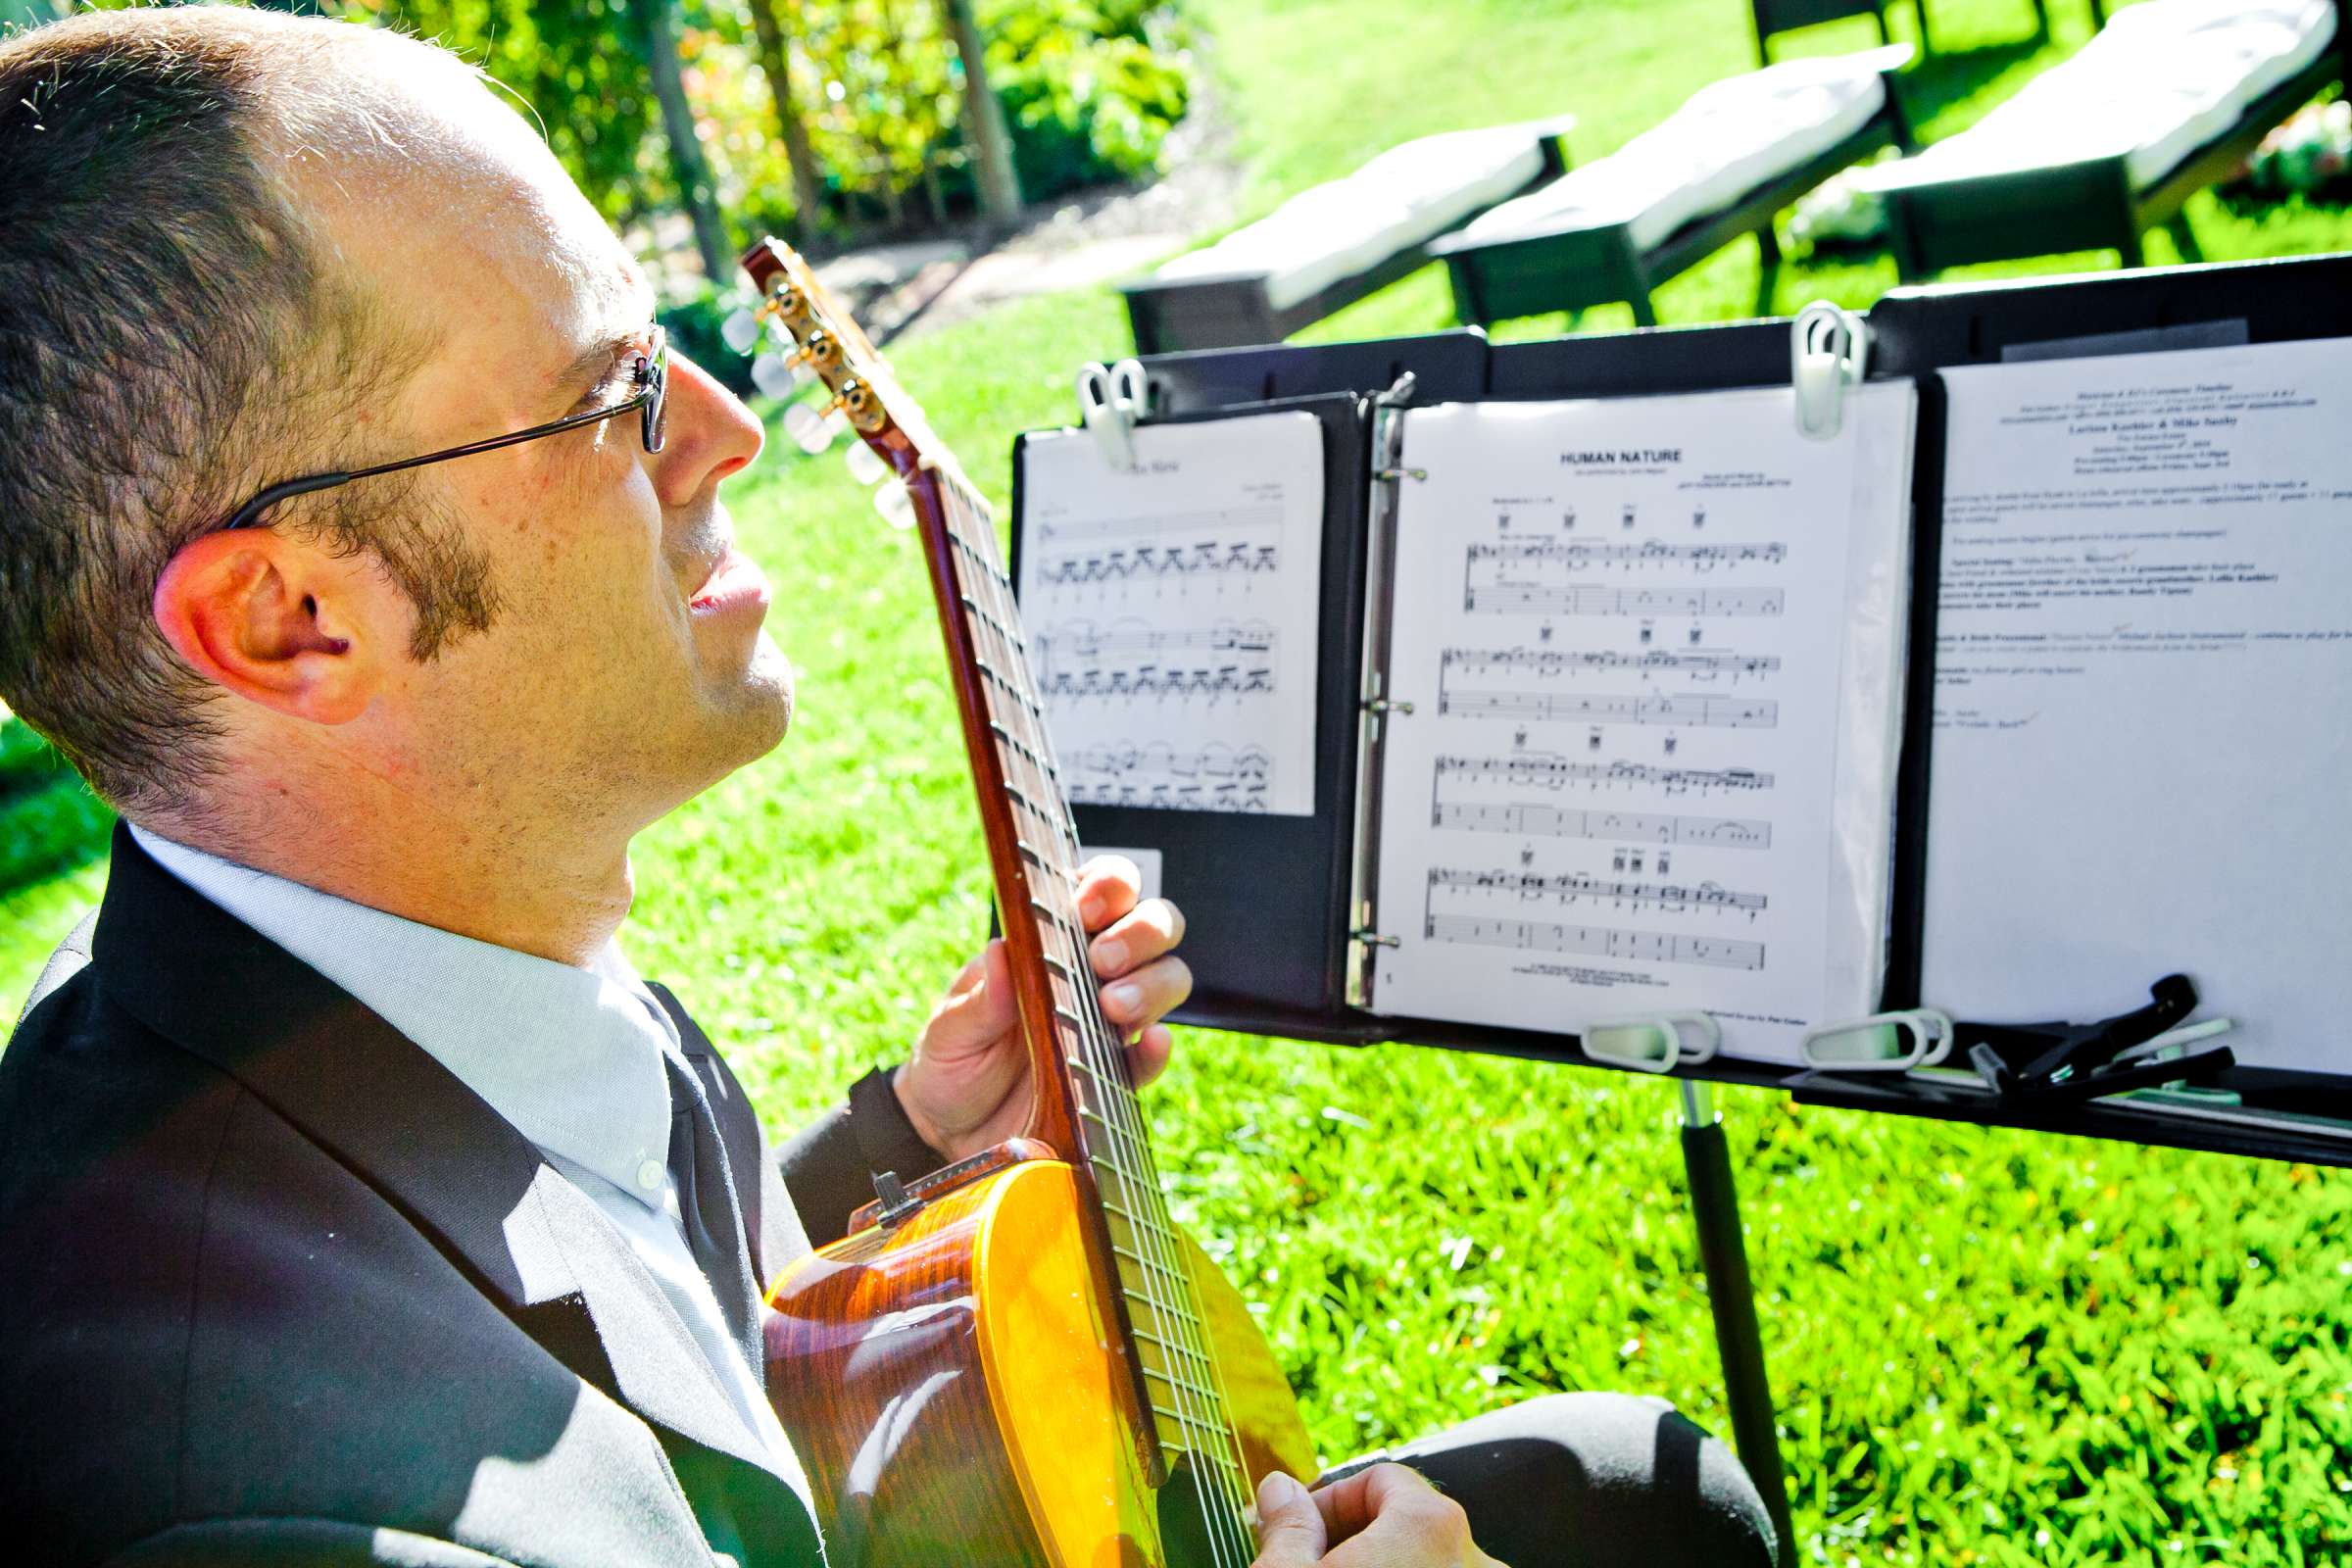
(277, 66, 654, 395)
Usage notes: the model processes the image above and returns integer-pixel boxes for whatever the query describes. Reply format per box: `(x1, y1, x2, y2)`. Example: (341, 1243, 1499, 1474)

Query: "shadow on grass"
(0, 721, 114, 899)
(1892, 36, 2054, 137)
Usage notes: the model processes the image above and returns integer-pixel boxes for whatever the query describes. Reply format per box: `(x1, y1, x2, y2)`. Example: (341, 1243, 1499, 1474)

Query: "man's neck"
(139, 792, 637, 970)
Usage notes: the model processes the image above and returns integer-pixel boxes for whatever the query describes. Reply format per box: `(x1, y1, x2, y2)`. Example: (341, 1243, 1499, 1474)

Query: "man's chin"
(726, 634, 796, 760)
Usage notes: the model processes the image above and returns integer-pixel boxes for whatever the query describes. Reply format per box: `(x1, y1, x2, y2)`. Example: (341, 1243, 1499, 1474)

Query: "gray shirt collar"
(128, 824, 673, 1207)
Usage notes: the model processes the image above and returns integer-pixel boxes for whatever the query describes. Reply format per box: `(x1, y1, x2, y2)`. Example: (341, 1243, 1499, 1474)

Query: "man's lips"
(689, 547, 771, 614)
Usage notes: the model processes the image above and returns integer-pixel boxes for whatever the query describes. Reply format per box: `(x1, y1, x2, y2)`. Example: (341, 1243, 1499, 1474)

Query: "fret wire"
(1140, 1362, 1231, 1407)
(1106, 1240, 1204, 1297)
(1130, 1324, 1225, 1372)
(941, 486, 1254, 1550)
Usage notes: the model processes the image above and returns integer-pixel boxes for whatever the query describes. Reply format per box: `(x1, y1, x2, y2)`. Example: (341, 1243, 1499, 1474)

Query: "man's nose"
(651, 350, 764, 506)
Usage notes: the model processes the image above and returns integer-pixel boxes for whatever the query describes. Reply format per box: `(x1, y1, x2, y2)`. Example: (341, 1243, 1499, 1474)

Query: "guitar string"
(945, 494, 1257, 1568)
(941, 479, 1258, 1564)
(941, 486, 1256, 1557)
(757, 278, 1256, 1567)
(962, 486, 1261, 1553)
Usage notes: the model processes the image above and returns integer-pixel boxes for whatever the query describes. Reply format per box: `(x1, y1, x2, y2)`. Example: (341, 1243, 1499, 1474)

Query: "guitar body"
(766, 1157, 1314, 1568)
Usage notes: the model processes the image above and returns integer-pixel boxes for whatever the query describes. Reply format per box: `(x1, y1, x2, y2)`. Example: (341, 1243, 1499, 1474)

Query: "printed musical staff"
(1034, 618, 1278, 706)
(1370, 381, 1919, 1053)
(1465, 583, 1786, 617)
(1034, 501, 1284, 547)
(1468, 539, 1788, 571)
(1440, 647, 1780, 681)
(1036, 541, 1280, 590)
(1042, 666, 1272, 704)
(1429, 865, 1767, 917)
(1424, 912, 1765, 971)
(1037, 617, 1276, 665)
(1018, 414, 1325, 814)
(1066, 742, 1272, 811)
(1437, 688, 1778, 727)
(1434, 755, 1777, 796)
(1433, 800, 1770, 849)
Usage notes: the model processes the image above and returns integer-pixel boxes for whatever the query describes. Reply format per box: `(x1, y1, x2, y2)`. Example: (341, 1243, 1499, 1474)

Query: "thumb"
(921, 941, 1016, 1055)
(1251, 1471, 1327, 1566)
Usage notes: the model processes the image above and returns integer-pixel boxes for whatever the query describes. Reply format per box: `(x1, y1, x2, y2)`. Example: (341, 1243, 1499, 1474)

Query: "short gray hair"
(0, 6, 500, 814)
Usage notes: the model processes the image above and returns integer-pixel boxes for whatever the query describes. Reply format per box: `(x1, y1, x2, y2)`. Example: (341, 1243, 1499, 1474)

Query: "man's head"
(0, 5, 785, 864)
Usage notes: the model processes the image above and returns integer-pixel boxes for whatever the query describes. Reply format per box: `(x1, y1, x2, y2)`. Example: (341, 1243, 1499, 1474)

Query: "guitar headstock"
(733, 237, 969, 527)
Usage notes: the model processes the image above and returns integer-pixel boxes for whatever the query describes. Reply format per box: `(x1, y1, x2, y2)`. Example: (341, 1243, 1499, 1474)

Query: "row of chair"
(1118, 0, 2346, 353)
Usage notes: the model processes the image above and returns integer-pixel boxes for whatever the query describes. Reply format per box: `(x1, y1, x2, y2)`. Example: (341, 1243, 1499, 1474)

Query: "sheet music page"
(1923, 338, 2352, 1069)
(1368, 383, 1916, 1062)
(1017, 412, 1325, 815)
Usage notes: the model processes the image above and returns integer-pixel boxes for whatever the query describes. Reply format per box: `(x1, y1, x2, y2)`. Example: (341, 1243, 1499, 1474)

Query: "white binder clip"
(1799, 1007, 1954, 1072)
(1790, 301, 1870, 441)
(1583, 1011, 1721, 1074)
(1076, 357, 1149, 471)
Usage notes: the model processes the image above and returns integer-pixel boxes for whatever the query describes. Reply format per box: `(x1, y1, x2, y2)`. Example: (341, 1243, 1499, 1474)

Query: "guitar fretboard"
(930, 469, 1254, 1530)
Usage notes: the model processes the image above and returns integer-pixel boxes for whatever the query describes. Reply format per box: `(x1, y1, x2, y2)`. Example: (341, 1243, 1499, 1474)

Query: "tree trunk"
(745, 0, 827, 240)
(940, 0, 1022, 229)
(634, 0, 734, 281)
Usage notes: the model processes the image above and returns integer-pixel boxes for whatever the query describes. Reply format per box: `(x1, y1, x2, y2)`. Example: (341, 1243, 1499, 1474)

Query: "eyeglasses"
(219, 327, 668, 532)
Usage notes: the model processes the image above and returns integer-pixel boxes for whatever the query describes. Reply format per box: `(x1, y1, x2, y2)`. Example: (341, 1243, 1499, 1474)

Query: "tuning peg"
(874, 479, 917, 530)
(751, 351, 813, 402)
(721, 308, 761, 355)
(845, 441, 888, 486)
(783, 399, 848, 455)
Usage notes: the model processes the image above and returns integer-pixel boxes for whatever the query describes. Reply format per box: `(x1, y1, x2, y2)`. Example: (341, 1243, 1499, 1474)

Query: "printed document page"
(1923, 339, 2352, 1069)
(1367, 383, 1916, 1063)
(1017, 413, 1325, 815)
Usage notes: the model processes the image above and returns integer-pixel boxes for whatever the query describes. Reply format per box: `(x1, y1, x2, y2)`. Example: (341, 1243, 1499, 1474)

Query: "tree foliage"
(48, 0, 1192, 275)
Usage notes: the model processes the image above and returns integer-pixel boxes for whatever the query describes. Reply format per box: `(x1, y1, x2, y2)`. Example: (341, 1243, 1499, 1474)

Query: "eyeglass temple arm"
(220, 389, 654, 531)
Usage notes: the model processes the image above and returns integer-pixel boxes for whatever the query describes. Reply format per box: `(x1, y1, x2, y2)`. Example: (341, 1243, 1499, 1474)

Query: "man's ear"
(152, 530, 391, 725)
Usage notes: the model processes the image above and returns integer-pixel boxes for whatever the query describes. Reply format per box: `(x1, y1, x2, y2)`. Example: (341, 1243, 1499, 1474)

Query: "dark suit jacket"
(0, 826, 942, 1566)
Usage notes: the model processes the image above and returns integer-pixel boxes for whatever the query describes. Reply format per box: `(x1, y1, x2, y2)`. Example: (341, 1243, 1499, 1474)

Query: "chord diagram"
(1423, 912, 1765, 971)
(1433, 800, 1770, 850)
(1066, 742, 1272, 811)
(1466, 540, 1787, 572)
(1036, 540, 1279, 590)
(1440, 647, 1781, 682)
(1437, 687, 1777, 728)
(1434, 755, 1776, 796)
(1429, 865, 1767, 917)
(1465, 583, 1785, 617)
(1034, 502, 1284, 547)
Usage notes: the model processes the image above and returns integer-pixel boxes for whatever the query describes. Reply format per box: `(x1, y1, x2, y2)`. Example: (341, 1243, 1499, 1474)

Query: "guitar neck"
(734, 237, 1253, 1531)
(919, 467, 1262, 1509)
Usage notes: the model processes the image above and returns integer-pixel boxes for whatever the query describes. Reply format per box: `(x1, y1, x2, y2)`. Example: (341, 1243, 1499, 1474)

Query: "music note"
(1433, 754, 1777, 796)
(1435, 687, 1778, 728)
(1427, 865, 1767, 918)
(1430, 798, 1771, 850)
(1464, 583, 1785, 617)
(1066, 742, 1274, 811)
(1439, 647, 1781, 682)
(1422, 912, 1765, 971)
(1016, 412, 1327, 814)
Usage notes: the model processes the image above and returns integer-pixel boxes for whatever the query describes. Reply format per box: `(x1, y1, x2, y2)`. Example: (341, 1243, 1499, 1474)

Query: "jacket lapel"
(89, 826, 803, 1493)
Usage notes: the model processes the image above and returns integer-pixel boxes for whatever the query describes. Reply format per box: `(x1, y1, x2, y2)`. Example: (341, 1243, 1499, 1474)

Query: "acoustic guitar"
(740, 239, 1317, 1568)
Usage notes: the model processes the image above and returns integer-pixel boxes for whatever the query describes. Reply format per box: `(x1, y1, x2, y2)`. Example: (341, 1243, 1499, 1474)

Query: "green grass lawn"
(9, 0, 2352, 1561)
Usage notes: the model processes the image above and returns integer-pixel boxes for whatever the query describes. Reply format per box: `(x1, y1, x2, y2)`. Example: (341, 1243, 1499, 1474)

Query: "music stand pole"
(1678, 1080, 1794, 1565)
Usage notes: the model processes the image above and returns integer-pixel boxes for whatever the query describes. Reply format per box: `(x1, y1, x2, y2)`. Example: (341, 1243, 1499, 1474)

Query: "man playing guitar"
(0, 8, 1772, 1565)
